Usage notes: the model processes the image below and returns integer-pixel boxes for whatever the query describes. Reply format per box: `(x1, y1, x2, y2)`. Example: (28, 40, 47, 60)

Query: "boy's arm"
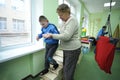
(38, 28, 44, 39)
(36, 32, 44, 41)
(104, 32, 108, 34)
(38, 33, 43, 39)
(51, 25, 59, 34)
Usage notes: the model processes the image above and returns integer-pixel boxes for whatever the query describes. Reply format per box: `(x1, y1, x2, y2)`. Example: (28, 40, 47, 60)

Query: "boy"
(97, 26, 108, 40)
(94, 26, 108, 54)
(36, 15, 59, 76)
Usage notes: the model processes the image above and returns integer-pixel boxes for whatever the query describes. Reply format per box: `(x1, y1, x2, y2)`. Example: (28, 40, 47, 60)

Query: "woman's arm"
(52, 19, 77, 41)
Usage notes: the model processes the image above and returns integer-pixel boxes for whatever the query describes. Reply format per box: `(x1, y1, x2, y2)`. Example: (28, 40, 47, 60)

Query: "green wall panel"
(0, 49, 45, 80)
(32, 50, 45, 76)
(43, 0, 58, 26)
(0, 55, 31, 80)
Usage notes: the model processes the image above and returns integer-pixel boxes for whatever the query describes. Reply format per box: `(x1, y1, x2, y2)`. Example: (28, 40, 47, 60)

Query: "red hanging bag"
(95, 36, 116, 74)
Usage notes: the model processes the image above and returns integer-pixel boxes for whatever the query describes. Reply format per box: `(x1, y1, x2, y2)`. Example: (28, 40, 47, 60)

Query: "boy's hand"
(36, 36, 39, 41)
(43, 33, 52, 38)
(42, 34, 48, 38)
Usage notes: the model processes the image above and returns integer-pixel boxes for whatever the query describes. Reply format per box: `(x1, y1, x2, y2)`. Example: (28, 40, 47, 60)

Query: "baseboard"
(33, 72, 41, 78)
(21, 71, 41, 80)
(21, 74, 33, 80)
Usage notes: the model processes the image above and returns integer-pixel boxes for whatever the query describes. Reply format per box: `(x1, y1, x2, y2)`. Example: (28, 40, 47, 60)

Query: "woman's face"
(58, 12, 70, 22)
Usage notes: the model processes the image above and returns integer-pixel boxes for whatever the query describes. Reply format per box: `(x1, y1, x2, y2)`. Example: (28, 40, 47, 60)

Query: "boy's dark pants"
(45, 43, 58, 69)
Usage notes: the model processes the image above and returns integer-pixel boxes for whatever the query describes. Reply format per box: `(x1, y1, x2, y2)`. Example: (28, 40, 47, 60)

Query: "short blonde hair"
(57, 4, 71, 14)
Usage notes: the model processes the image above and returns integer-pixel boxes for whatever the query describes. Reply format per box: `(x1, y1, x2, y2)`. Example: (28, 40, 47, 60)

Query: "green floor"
(33, 48, 120, 80)
(74, 48, 120, 80)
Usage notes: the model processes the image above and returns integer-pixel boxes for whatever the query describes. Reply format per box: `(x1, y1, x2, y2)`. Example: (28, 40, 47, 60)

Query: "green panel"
(111, 10, 120, 31)
(0, 55, 31, 80)
(0, 49, 45, 80)
(32, 50, 45, 76)
(80, 5, 84, 27)
(43, 0, 58, 26)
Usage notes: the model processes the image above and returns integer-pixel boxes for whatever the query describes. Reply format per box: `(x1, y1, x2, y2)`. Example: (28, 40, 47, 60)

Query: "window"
(81, 10, 89, 36)
(0, 0, 31, 47)
(58, 0, 71, 26)
(64, 0, 70, 7)
(11, 0, 24, 11)
(58, 0, 77, 25)
(0, 17, 6, 31)
(12, 19, 25, 32)
(71, 6, 76, 17)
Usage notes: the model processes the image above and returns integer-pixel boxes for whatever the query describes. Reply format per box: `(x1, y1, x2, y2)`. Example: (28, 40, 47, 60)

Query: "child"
(97, 26, 108, 40)
(36, 15, 59, 76)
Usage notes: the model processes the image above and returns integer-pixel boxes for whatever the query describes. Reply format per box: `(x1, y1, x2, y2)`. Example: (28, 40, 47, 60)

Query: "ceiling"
(81, 0, 120, 13)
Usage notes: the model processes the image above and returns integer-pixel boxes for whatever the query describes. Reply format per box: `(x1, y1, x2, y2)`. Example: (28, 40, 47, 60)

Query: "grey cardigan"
(52, 16, 81, 50)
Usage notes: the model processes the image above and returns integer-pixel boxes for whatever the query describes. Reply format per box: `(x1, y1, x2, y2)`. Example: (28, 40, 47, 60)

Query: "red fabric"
(81, 40, 89, 44)
(95, 36, 116, 74)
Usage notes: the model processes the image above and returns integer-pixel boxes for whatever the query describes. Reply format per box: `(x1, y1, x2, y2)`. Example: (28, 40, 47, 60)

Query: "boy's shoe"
(53, 64, 59, 70)
(39, 69, 49, 76)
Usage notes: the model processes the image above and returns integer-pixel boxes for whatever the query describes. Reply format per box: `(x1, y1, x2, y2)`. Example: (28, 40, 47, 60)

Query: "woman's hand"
(42, 33, 52, 38)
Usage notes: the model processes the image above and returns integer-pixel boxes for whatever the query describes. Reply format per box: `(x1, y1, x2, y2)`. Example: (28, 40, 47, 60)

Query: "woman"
(43, 4, 81, 80)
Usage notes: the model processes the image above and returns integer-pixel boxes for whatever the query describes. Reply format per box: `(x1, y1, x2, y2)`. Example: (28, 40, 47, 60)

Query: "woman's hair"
(57, 4, 70, 14)
(39, 15, 48, 22)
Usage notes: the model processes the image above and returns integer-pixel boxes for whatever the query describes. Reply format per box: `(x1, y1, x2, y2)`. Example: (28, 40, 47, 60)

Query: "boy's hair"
(102, 26, 107, 29)
(39, 15, 48, 22)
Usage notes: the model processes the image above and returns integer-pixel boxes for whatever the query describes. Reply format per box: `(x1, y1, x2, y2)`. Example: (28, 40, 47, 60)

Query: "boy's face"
(40, 20, 48, 28)
(103, 28, 106, 31)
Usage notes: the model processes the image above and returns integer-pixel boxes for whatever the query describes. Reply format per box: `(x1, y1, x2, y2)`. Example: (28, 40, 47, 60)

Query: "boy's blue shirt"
(97, 29, 108, 40)
(97, 29, 103, 38)
(38, 23, 59, 44)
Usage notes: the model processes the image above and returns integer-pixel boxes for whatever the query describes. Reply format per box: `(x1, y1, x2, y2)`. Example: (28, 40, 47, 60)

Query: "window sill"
(0, 43, 45, 63)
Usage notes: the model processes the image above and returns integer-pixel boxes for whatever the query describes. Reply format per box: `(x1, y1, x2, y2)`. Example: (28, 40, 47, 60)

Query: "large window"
(0, 0, 31, 47)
